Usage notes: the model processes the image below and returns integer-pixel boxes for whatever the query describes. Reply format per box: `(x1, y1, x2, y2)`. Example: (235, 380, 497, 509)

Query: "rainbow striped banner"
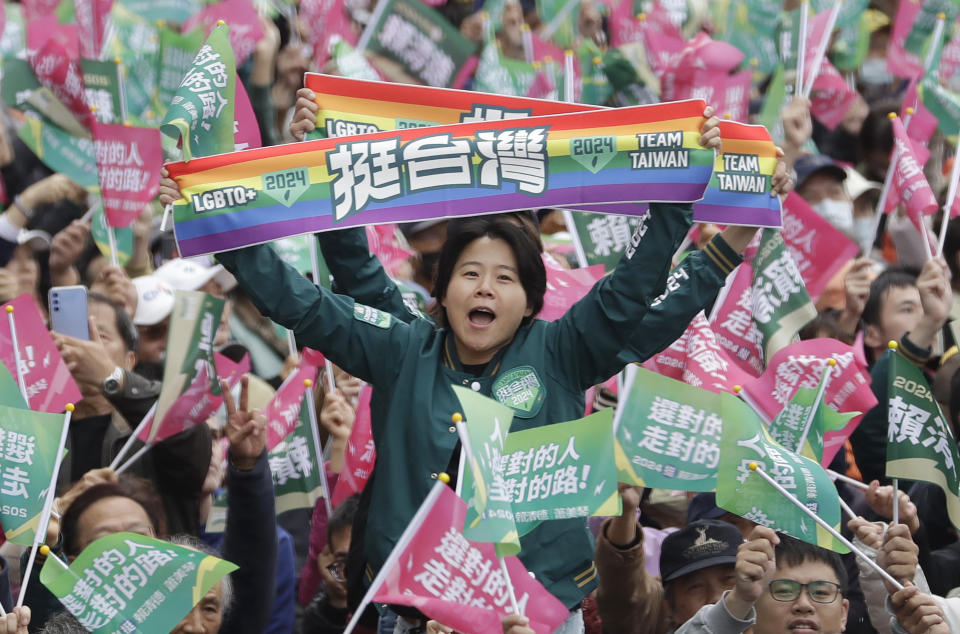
(307, 74, 782, 228)
(169, 98, 715, 257)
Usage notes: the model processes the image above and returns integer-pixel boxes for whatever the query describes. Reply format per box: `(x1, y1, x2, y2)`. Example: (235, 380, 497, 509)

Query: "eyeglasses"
(326, 561, 346, 583)
(768, 579, 841, 604)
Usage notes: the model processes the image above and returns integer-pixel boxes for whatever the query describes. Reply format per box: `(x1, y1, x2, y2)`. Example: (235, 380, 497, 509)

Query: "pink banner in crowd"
(741, 337, 876, 465)
(92, 122, 163, 228)
(808, 60, 859, 130)
(264, 359, 319, 451)
(182, 0, 264, 65)
(709, 265, 765, 377)
(643, 311, 752, 393)
(886, 117, 940, 225)
(539, 259, 605, 321)
(780, 192, 858, 301)
(234, 80, 263, 152)
(301, 0, 357, 70)
(373, 484, 569, 634)
(331, 384, 375, 506)
(901, 80, 936, 166)
(886, 0, 924, 79)
(29, 36, 92, 130)
(0, 294, 82, 413)
(366, 225, 414, 279)
(21, 0, 60, 21)
(73, 0, 113, 59)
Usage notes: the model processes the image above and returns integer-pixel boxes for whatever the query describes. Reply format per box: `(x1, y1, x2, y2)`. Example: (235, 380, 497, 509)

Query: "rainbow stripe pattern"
(169, 98, 714, 257)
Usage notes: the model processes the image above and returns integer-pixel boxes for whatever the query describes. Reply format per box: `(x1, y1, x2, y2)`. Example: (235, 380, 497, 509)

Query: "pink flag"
(92, 122, 163, 228)
(301, 0, 357, 70)
(26, 16, 78, 59)
(643, 311, 753, 393)
(540, 259, 604, 321)
(901, 80, 936, 166)
(526, 67, 556, 99)
(741, 337, 876, 465)
(21, 0, 61, 21)
(372, 484, 569, 634)
(301, 347, 326, 367)
(331, 384, 375, 506)
(28, 36, 92, 130)
(182, 0, 264, 65)
(264, 359, 319, 450)
(780, 192, 858, 301)
(366, 225, 414, 279)
(886, 117, 940, 225)
(140, 352, 248, 443)
(808, 60, 859, 130)
(941, 21, 960, 87)
(73, 0, 113, 59)
(708, 266, 765, 377)
(0, 294, 82, 413)
(886, 0, 924, 79)
(233, 80, 262, 152)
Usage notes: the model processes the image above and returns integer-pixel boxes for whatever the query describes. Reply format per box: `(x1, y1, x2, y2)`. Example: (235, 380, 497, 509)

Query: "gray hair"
(167, 534, 234, 615)
(40, 612, 86, 633)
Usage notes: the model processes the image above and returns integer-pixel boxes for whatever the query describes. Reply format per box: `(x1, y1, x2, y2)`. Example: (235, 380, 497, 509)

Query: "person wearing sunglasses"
(677, 525, 849, 634)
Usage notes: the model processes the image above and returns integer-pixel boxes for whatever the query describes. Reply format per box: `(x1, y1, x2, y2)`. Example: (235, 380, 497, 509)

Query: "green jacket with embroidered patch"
(217, 203, 700, 609)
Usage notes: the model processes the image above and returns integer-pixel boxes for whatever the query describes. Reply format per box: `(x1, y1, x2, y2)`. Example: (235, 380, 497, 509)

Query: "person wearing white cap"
(132, 275, 175, 382)
(155, 256, 235, 295)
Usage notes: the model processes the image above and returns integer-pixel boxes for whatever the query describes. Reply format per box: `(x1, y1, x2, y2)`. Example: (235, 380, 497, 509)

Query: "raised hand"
(222, 376, 266, 471)
(290, 88, 319, 141)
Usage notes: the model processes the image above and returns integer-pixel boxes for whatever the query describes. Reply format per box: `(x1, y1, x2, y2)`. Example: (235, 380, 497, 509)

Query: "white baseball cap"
(132, 275, 175, 326)
(155, 257, 224, 292)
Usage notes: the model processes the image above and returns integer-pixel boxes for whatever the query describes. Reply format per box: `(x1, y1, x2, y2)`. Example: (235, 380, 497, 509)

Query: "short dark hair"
(774, 533, 848, 595)
(88, 291, 139, 353)
(60, 479, 167, 557)
(432, 216, 546, 328)
(328, 494, 359, 544)
(861, 266, 919, 329)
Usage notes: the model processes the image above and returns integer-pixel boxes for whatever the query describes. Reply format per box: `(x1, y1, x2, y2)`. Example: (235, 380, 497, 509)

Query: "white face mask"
(852, 216, 876, 252)
(859, 57, 893, 86)
(814, 198, 855, 235)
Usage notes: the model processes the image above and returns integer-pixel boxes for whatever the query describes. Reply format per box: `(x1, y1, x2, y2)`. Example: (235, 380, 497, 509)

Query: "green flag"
(116, 0, 202, 23)
(81, 60, 124, 125)
(41, 531, 237, 632)
(614, 367, 725, 491)
(0, 364, 26, 409)
(711, 0, 781, 75)
(768, 372, 858, 463)
(269, 395, 326, 514)
(885, 347, 960, 530)
(91, 203, 134, 266)
(461, 409, 620, 537)
(16, 116, 99, 188)
(751, 229, 817, 363)
(757, 65, 786, 145)
(473, 42, 538, 97)
(0, 4, 25, 58)
(903, 0, 958, 60)
(830, 13, 871, 73)
(0, 404, 65, 545)
(103, 4, 162, 122)
(452, 385, 520, 557)
(917, 76, 960, 142)
(717, 393, 848, 553)
(778, 6, 805, 99)
(579, 41, 612, 106)
(160, 23, 235, 161)
(565, 210, 644, 271)
(156, 26, 206, 120)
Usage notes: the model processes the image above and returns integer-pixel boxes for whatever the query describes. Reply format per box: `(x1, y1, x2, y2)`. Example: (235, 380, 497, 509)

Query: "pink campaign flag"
(372, 484, 569, 634)
(780, 192, 858, 301)
(182, 0, 264, 65)
(25, 16, 78, 59)
(886, 0, 924, 79)
(539, 258, 605, 321)
(608, 0, 682, 48)
(643, 311, 753, 394)
(670, 69, 751, 122)
(366, 225, 414, 279)
(708, 265, 765, 377)
(73, 0, 113, 59)
(526, 67, 556, 99)
(331, 383, 375, 506)
(301, 0, 357, 70)
(28, 34, 93, 130)
(139, 352, 249, 444)
(0, 294, 82, 413)
(741, 337, 876, 465)
(233, 80, 262, 152)
(886, 117, 940, 226)
(264, 359, 319, 451)
(21, 0, 61, 21)
(801, 9, 859, 130)
(901, 80, 936, 166)
(92, 122, 163, 228)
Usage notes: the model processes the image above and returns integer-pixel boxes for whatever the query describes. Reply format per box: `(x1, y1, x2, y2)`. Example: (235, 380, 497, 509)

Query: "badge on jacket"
(492, 366, 545, 418)
(353, 304, 392, 328)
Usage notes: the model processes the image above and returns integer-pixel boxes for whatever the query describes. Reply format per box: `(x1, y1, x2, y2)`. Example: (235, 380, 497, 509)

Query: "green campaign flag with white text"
(156, 27, 206, 121)
(566, 210, 644, 271)
(41, 531, 237, 633)
(614, 367, 725, 491)
(886, 348, 960, 530)
(751, 229, 817, 363)
(269, 395, 326, 514)
(0, 404, 65, 545)
(452, 385, 520, 557)
(717, 393, 848, 553)
(160, 23, 235, 161)
(81, 60, 124, 125)
(461, 409, 620, 537)
(768, 374, 857, 463)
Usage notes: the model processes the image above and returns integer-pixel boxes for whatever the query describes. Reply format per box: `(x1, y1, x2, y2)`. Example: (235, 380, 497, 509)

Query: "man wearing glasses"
(677, 526, 850, 634)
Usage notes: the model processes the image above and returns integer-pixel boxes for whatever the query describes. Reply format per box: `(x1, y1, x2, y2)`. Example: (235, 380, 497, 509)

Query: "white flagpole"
(795, 1, 810, 98)
(343, 477, 449, 634)
(748, 462, 904, 591)
(733, 385, 772, 425)
(304, 379, 333, 517)
(923, 13, 947, 74)
(837, 495, 857, 521)
(160, 203, 173, 232)
(108, 402, 158, 470)
(801, 0, 843, 101)
(115, 443, 151, 475)
(563, 49, 575, 103)
(827, 468, 869, 490)
(794, 359, 836, 455)
(866, 113, 902, 253)
(521, 23, 534, 64)
(5, 305, 29, 404)
(106, 223, 120, 267)
(18, 404, 75, 608)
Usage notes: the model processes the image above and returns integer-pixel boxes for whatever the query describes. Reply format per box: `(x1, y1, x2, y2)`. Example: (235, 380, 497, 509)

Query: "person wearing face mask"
(794, 154, 856, 238)
(843, 167, 883, 256)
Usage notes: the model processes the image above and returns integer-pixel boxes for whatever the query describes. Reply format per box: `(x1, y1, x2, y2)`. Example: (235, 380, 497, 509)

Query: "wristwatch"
(102, 366, 125, 397)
